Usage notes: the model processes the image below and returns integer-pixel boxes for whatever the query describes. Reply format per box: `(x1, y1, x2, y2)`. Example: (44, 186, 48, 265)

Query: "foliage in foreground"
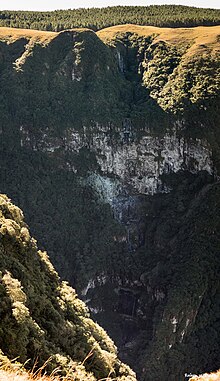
(0, 195, 136, 381)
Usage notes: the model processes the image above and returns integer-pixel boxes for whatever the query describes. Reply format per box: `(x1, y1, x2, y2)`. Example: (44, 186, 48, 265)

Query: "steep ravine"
(0, 25, 219, 381)
(81, 175, 220, 381)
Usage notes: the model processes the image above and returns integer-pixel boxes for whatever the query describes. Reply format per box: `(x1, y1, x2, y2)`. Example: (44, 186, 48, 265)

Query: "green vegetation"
(137, 176, 220, 381)
(0, 25, 219, 135)
(98, 24, 220, 117)
(0, 194, 136, 381)
(0, 24, 219, 381)
(0, 5, 220, 32)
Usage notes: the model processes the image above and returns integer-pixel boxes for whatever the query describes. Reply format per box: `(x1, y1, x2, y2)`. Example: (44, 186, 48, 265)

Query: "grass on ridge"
(190, 370, 220, 381)
(97, 24, 220, 55)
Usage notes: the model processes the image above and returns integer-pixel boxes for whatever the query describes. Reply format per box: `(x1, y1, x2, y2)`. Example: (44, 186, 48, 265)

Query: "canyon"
(0, 23, 219, 381)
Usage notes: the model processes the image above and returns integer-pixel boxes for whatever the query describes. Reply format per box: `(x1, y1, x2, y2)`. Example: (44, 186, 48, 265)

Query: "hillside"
(0, 24, 219, 381)
(0, 24, 219, 123)
(0, 194, 136, 381)
(0, 5, 220, 31)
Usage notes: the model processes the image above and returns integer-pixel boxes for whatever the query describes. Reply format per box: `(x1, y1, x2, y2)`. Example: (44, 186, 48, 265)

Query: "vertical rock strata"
(19, 124, 213, 196)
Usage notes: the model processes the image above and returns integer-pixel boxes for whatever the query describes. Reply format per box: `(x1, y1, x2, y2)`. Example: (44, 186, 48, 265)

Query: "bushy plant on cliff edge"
(0, 194, 137, 381)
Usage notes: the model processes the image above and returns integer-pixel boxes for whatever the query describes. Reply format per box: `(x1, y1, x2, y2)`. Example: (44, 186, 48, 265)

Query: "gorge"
(0, 20, 219, 381)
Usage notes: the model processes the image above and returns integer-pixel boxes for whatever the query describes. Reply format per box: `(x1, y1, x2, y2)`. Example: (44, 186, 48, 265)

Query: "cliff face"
(0, 25, 220, 381)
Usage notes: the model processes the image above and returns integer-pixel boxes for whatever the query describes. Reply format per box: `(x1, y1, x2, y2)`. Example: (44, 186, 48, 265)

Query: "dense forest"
(0, 5, 220, 32)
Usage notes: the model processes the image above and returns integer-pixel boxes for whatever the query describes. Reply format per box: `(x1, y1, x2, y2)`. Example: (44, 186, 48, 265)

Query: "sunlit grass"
(0, 26, 91, 45)
(97, 24, 220, 55)
(0, 27, 57, 44)
(0, 24, 219, 53)
(190, 370, 220, 381)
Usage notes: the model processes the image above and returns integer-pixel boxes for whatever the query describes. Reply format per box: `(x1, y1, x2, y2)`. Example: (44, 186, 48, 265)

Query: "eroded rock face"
(19, 122, 213, 196)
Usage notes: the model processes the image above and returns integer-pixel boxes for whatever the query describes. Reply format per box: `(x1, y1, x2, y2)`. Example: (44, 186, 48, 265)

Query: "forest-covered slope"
(0, 24, 219, 381)
(0, 5, 220, 31)
(0, 194, 136, 381)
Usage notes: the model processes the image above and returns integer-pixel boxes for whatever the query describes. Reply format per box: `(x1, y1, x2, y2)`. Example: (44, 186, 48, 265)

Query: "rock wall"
(19, 122, 213, 196)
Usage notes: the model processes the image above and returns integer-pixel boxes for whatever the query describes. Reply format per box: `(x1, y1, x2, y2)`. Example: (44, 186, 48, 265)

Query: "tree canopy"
(0, 5, 219, 32)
